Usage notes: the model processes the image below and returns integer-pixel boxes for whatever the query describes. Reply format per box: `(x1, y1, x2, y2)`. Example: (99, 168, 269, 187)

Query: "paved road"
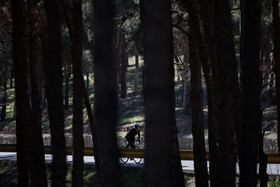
(0, 152, 279, 175)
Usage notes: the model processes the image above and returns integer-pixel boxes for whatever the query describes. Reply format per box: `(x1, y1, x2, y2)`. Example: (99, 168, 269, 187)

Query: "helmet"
(134, 123, 140, 130)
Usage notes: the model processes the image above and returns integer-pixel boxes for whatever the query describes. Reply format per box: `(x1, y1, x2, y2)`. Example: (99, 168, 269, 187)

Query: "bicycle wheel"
(133, 146, 142, 164)
(120, 146, 129, 163)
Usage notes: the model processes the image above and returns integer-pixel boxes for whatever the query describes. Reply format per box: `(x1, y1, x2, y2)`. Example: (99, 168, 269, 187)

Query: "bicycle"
(120, 138, 142, 164)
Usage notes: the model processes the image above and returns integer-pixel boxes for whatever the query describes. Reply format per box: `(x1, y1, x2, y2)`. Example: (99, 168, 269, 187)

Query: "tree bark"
(120, 34, 128, 99)
(71, 0, 84, 186)
(64, 64, 71, 109)
(93, 0, 121, 186)
(182, 51, 191, 117)
(198, 1, 221, 186)
(44, 0, 67, 186)
(239, 0, 261, 186)
(83, 78, 102, 176)
(1, 69, 7, 121)
(9, 67, 13, 88)
(140, 0, 185, 186)
(11, 0, 30, 185)
(273, 0, 280, 154)
(184, 0, 208, 185)
(259, 128, 268, 187)
(189, 36, 208, 187)
(40, 38, 48, 110)
(27, 0, 47, 186)
(214, 1, 238, 186)
(134, 55, 139, 96)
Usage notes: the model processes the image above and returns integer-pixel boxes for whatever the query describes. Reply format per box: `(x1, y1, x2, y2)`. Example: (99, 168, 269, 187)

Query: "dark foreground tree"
(214, 0, 239, 186)
(93, 0, 121, 186)
(239, 0, 261, 186)
(71, 0, 84, 186)
(140, 0, 185, 186)
(27, 0, 47, 186)
(199, 1, 220, 186)
(0, 61, 8, 122)
(184, 0, 208, 185)
(11, 0, 30, 185)
(273, 0, 280, 154)
(44, 0, 67, 186)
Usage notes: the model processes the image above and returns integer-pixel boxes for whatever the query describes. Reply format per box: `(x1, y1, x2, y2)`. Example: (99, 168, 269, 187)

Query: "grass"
(0, 159, 195, 186)
(118, 115, 144, 125)
(267, 178, 280, 187)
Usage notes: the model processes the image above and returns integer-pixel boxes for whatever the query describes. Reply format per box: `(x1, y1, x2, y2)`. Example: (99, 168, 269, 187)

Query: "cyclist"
(125, 122, 141, 148)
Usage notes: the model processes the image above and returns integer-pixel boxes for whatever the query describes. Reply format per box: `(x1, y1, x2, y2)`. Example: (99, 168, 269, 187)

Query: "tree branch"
(172, 24, 189, 36)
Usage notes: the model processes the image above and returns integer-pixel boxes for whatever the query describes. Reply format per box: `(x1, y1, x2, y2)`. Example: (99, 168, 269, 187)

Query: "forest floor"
(0, 160, 194, 186)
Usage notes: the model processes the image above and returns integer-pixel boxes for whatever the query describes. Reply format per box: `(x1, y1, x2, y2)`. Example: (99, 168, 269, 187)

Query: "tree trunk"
(120, 34, 128, 99)
(27, 0, 47, 186)
(71, 0, 84, 186)
(83, 78, 102, 177)
(1, 70, 7, 121)
(93, 0, 121, 186)
(64, 64, 71, 109)
(185, 0, 208, 185)
(40, 38, 48, 110)
(214, 1, 238, 186)
(140, 0, 185, 186)
(9, 68, 13, 88)
(259, 127, 268, 187)
(44, 0, 67, 186)
(189, 36, 208, 187)
(198, 1, 220, 186)
(134, 55, 139, 96)
(11, 0, 30, 185)
(86, 69, 89, 93)
(182, 51, 191, 117)
(239, 1, 261, 186)
(273, 0, 280, 154)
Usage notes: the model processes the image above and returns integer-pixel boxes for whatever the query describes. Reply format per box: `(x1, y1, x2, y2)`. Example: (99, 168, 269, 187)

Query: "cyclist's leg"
(126, 138, 133, 148)
(131, 140, 135, 148)
(125, 137, 130, 148)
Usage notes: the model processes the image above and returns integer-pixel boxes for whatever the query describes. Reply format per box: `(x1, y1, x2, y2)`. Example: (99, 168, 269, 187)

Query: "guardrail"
(0, 144, 279, 163)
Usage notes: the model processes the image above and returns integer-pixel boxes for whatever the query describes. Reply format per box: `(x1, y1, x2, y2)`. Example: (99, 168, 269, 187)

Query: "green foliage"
(268, 178, 280, 187)
(118, 115, 144, 125)
(184, 175, 192, 185)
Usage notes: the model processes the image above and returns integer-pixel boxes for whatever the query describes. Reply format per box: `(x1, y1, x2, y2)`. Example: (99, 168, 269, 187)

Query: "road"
(0, 152, 279, 175)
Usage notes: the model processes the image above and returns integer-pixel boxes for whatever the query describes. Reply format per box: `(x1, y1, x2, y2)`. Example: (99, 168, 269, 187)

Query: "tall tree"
(120, 33, 128, 98)
(27, 0, 47, 186)
(134, 55, 139, 96)
(0, 60, 8, 121)
(11, 0, 30, 185)
(64, 64, 71, 110)
(71, 0, 84, 186)
(140, 0, 185, 186)
(182, 50, 191, 117)
(239, 0, 261, 186)
(93, 0, 121, 186)
(199, 1, 220, 185)
(184, 0, 208, 185)
(44, 0, 67, 186)
(214, 0, 239, 186)
(273, 0, 280, 154)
